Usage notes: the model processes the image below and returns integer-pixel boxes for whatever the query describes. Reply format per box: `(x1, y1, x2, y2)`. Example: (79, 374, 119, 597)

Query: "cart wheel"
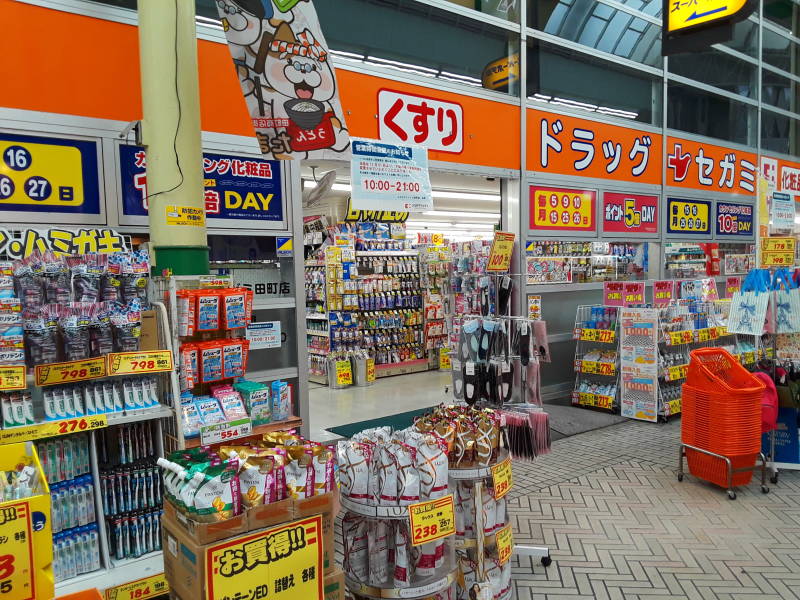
(761, 485, 770, 494)
(727, 490, 737, 500)
(770, 473, 779, 484)
(677, 473, 684, 482)
(541, 556, 552, 567)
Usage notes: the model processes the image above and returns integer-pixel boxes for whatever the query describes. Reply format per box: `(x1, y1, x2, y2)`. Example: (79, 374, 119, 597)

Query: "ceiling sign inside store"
(666, 0, 754, 34)
(666, 137, 756, 196)
(344, 197, 409, 222)
(666, 197, 711, 235)
(602, 192, 659, 235)
(378, 90, 464, 154)
(529, 186, 596, 232)
(482, 53, 520, 91)
(715, 201, 754, 237)
(119, 145, 284, 223)
(0, 132, 101, 218)
(528, 110, 662, 185)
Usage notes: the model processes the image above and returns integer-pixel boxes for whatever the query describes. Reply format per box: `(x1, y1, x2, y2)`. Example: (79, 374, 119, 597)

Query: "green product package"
(234, 380, 272, 426)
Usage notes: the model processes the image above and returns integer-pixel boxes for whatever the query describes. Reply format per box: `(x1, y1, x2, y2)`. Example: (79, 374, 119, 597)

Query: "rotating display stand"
(341, 496, 459, 599)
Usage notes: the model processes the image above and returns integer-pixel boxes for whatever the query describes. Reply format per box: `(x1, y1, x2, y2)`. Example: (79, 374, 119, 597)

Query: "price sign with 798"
(408, 495, 455, 546)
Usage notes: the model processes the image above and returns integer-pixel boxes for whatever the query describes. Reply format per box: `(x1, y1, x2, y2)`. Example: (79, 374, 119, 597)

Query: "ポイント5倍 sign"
(378, 90, 464, 153)
(529, 186, 596, 232)
(602, 192, 659, 235)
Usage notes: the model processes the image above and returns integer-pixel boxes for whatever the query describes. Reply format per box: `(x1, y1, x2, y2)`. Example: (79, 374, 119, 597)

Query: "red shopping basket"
(682, 348, 765, 489)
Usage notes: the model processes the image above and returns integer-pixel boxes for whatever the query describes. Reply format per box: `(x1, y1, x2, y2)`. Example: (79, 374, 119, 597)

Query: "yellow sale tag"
(487, 231, 515, 273)
(0, 500, 35, 599)
(0, 365, 26, 391)
(743, 351, 755, 364)
(581, 328, 598, 342)
(667, 399, 681, 415)
(597, 362, 615, 376)
(438, 348, 451, 371)
(668, 364, 688, 381)
(108, 350, 173, 376)
(495, 524, 513, 565)
(492, 458, 513, 500)
(409, 495, 456, 546)
(335, 360, 352, 386)
(206, 516, 323, 600)
(366, 358, 376, 383)
(34, 356, 106, 386)
(0, 415, 107, 445)
(698, 328, 710, 342)
(105, 573, 169, 600)
(761, 237, 795, 267)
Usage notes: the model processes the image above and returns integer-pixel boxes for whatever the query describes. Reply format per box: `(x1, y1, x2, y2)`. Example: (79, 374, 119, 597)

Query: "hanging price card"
(596, 395, 614, 409)
(667, 364, 688, 381)
(581, 360, 596, 374)
(105, 573, 169, 600)
(0, 414, 108, 445)
(495, 524, 513, 565)
(438, 349, 451, 371)
(666, 399, 681, 415)
(200, 417, 252, 446)
(487, 231, 516, 272)
(492, 458, 513, 500)
(597, 362, 616, 376)
(697, 328, 711, 342)
(409, 495, 456, 546)
(743, 351, 756, 364)
(0, 365, 25, 391)
(335, 360, 353, 386)
(580, 328, 598, 342)
(35, 356, 106, 386)
(107, 350, 173, 376)
(668, 330, 692, 345)
(761, 237, 796, 267)
(366, 358, 376, 382)
(206, 516, 323, 600)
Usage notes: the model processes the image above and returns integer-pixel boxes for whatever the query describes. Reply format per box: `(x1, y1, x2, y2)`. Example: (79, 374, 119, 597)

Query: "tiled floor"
(509, 419, 800, 600)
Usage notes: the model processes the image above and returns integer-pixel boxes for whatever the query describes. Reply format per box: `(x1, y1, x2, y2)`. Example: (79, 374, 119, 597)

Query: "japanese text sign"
(495, 524, 513, 565)
(335, 360, 353, 386)
(119, 146, 284, 225)
(0, 416, 107, 445)
(408, 495, 456, 546)
(0, 366, 26, 391)
(666, 197, 711, 235)
(0, 133, 101, 220)
(666, 138, 756, 195)
(715, 201, 754, 237)
(602, 192, 659, 235)
(0, 500, 35, 600)
(487, 231, 515, 272)
(482, 54, 520, 91)
(623, 282, 645, 306)
(206, 515, 323, 600)
(529, 186, 596, 232)
(105, 573, 169, 600)
(603, 282, 624, 307)
(0, 227, 127, 261)
(529, 111, 661, 185)
(35, 356, 106, 386)
(777, 159, 800, 193)
(667, 0, 750, 33)
(378, 90, 463, 153)
(350, 138, 433, 212)
(492, 458, 513, 500)
(108, 351, 173, 376)
(653, 280, 676, 303)
(761, 237, 796, 267)
(771, 191, 795, 231)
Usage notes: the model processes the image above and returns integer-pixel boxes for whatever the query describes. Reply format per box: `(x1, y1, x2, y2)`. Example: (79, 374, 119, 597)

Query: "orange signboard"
(666, 137, 757, 196)
(526, 109, 662, 185)
(761, 155, 800, 194)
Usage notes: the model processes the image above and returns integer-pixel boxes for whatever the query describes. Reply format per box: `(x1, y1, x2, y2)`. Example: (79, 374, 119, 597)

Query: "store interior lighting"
(302, 180, 500, 202)
(422, 210, 499, 219)
(528, 94, 639, 120)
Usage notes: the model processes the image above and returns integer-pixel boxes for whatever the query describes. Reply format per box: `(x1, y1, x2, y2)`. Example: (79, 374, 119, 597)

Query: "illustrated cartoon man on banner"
(217, 0, 350, 160)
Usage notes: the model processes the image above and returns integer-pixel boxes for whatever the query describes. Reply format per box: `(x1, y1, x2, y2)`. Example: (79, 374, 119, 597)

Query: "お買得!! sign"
(118, 145, 285, 229)
(0, 132, 103, 224)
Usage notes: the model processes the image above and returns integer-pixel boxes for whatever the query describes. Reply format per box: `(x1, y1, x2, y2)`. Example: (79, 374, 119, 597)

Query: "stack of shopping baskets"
(679, 348, 769, 499)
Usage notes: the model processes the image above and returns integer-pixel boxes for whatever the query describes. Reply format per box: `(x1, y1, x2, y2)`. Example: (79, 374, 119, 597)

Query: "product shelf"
(183, 415, 303, 448)
(448, 449, 510, 480)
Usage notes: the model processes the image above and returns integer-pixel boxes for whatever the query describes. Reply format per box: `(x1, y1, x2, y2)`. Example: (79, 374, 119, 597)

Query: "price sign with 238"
(492, 458, 513, 500)
(408, 495, 456, 546)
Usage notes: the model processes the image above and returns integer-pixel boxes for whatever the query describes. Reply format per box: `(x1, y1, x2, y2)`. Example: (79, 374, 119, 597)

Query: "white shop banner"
(619, 308, 658, 423)
(246, 321, 282, 349)
(349, 138, 433, 212)
(771, 191, 796, 232)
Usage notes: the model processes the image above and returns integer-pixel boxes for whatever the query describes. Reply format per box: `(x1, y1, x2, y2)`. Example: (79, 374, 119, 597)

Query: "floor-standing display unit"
(572, 305, 620, 411)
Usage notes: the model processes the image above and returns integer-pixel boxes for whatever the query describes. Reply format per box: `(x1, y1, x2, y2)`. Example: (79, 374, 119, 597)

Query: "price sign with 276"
(408, 495, 455, 546)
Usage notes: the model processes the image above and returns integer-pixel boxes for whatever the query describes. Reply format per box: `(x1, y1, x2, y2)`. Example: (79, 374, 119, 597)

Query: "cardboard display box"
(324, 569, 345, 600)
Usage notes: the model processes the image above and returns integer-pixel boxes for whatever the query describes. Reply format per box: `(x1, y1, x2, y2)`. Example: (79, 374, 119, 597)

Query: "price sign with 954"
(408, 495, 455, 546)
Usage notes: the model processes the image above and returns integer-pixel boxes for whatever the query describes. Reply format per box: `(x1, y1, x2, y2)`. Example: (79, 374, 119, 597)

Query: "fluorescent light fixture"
(303, 180, 352, 192)
(431, 191, 500, 201)
(405, 221, 452, 228)
(423, 210, 499, 219)
(451, 223, 496, 229)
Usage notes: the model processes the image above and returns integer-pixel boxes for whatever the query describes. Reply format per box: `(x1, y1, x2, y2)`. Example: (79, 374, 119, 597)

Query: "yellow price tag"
(366, 358, 376, 383)
(495, 524, 513, 565)
(596, 395, 614, 409)
(492, 458, 513, 500)
(206, 516, 323, 600)
(335, 360, 352, 386)
(0, 414, 107, 445)
(409, 495, 456, 546)
(598, 362, 615, 376)
(667, 399, 681, 415)
(597, 329, 615, 343)
(105, 573, 169, 600)
(668, 364, 688, 381)
(0, 365, 26, 391)
(698, 328, 710, 342)
(743, 351, 755, 364)
(108, 350, 173, 376)
(581, 328, 598, 342)
(0, 499, 35, 598)
(438, 348, 451, 371)
(582, 360, 597, 374)
(35, 356, 106, 386)
(487, 231, 515, 272)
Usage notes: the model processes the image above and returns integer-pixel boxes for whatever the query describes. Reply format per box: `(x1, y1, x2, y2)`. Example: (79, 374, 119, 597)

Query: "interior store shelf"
(106, 404, 175, 425)
(184, 416, 303, 448)
(55, 551, 164, 597)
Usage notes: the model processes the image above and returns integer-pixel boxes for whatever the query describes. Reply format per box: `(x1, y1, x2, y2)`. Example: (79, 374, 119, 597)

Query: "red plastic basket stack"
(682, 348, 765, 487)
